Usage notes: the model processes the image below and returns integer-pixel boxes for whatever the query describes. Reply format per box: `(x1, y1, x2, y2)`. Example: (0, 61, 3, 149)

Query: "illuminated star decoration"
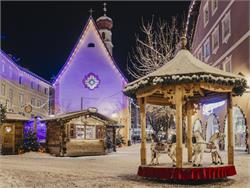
(83, 73, 100, 90)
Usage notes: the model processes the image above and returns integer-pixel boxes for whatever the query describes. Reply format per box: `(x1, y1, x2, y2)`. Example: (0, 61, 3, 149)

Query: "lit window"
(19, 76, 22, 85)
(31, 98, 35, 106)
(223, 56, 232, 72)
(37, 100, 41, 107)
(222, 11, 231, 43)
(203, 38, 211, 61)
(87, 43, 95, 48)
(211, 0, 218, 16)
(19, 93, 24, 106)
(9, 89, 13, 104)
(2, 63, 5, 73)
(212, 26, 219, 54)
(1, 83, 6, 96)
(31, 81, 34, 89)
(203, 2, 209, 27)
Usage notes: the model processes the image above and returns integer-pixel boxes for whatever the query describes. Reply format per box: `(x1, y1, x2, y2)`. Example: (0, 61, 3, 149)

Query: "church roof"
(52, 16, 127, 86)
(124, 49, 247, 97)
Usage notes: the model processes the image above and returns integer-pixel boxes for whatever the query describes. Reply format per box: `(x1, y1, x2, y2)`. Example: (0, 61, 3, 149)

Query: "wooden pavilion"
(124, 38, 247, 180)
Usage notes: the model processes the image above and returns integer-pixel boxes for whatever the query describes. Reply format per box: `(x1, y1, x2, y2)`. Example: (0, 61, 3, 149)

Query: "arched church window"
(102, 32, 106, 40)
(87, 43, 95, 48)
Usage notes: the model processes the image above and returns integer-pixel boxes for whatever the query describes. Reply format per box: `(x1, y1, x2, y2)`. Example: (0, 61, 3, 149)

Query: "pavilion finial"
(180, 35, 187, 50)
(89, 8, 94, 16)
(103, 2, 107, 16)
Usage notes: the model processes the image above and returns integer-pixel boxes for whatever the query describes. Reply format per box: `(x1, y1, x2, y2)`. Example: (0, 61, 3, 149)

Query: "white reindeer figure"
(192, 131, 225, 167)
(150, 134, 176, 167)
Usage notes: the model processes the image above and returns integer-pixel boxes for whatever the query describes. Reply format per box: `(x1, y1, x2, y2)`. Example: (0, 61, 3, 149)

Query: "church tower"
(96, 3, 113, 55)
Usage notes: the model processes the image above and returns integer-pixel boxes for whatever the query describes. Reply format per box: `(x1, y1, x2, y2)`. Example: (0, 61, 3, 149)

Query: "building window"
(211, 0, 218, 16)
(87, 43, 95, 48)
(37, 84, 40, 92)
(9, 66, 13, 78)
(222, 11, 231, 44)
(19, 76, 22, 85)
(37, 100, 41, 107)
(223, 56, 232, 72)
(44, 88, 47, 95)
(31, 81, 34, 89)
(9, 89, 13, 104)
(212, 26, 219, 54)
(31, 97, 35, 106)
(203, 38, 211, 61)
(203, 1, 209, 27)
(197, 48, 203, 61)
(19, 93, 24, 106)
(2, 63, 5, 73)
(1, 83, 6, 96)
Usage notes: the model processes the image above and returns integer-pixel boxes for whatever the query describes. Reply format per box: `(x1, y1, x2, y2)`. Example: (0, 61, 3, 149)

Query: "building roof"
(5, 112, 30, 121)
(43, 110, 117, 125)
(52, 16, 128, 86)
(0, 49, 51, 86)
(124, 49, 247, 97)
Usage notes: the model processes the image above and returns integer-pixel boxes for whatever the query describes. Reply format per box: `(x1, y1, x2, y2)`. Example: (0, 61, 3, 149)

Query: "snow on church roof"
(52, 16, 127, 86)
(124, 49, 247, 97)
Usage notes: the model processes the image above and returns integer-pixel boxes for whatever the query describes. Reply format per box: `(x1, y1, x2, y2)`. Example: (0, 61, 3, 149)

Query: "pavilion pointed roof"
(124, 49, 247, 97)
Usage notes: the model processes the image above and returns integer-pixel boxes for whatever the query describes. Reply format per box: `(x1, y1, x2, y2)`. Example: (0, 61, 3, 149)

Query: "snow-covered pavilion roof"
(124, 49, 247, 97)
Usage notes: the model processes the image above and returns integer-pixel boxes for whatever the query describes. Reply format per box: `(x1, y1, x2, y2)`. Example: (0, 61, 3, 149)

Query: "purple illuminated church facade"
(52, 15, 130, 143)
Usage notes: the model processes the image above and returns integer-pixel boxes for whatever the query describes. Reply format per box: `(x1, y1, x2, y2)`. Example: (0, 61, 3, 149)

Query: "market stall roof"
(43, 110, 117, 125)
(124, 49, 247, 97)
(5, 112, 30, 122)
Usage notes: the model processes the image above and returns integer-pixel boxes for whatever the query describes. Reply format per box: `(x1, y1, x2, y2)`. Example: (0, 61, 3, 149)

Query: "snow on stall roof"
(43, 110, 117, 124)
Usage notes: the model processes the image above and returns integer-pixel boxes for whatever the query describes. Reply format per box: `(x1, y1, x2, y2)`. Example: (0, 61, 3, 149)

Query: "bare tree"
(127, 16, 182, 79)
(146, 105, 175, 139)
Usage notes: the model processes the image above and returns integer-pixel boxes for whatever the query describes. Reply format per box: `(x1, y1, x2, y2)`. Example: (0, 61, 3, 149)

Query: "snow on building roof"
(124, 49, 247, 97)
(43, 110, 117, 125)
(6, 112, 30, 121)
(96, 16, 113, 22)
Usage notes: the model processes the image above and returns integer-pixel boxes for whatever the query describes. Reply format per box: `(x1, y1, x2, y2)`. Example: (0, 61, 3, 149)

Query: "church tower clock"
(96, 3, 113, 55)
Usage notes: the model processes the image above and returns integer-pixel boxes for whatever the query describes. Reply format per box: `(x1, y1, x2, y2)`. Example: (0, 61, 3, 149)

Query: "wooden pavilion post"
(175, 86, 183, 168)
(227, 92, 234, 165)
(138, 97, 147, 165)
(187, 102, 193, 162)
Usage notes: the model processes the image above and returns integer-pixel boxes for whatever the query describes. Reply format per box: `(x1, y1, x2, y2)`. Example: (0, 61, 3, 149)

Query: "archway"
(224, 106, 247, 151)
(193, 119, 202, 133)
(206, 114, 219, 142)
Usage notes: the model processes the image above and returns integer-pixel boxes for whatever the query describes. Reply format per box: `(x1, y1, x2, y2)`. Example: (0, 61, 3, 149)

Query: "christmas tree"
(23, 129, 40, 152)
(0, 104, 7, 125)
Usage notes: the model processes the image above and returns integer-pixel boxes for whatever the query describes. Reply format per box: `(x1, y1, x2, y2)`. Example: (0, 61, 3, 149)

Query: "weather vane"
(89, 8, 94, 16)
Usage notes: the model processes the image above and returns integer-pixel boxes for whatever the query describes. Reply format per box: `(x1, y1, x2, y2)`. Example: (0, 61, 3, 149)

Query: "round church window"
(83, 73, 100, 90)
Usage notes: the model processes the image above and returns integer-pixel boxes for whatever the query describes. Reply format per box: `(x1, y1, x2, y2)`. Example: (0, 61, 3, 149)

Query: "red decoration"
(138, 165, 236, 180)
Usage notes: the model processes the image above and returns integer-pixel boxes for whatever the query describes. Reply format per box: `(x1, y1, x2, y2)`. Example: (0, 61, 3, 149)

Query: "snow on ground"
(0, 144, 250, 188)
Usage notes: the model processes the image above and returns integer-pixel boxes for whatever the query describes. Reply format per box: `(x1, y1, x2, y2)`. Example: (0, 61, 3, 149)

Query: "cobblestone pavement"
(0, 144, 250, 188)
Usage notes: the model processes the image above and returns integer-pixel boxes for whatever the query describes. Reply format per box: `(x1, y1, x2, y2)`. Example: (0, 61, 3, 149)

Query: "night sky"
(1, 1, 190, 82)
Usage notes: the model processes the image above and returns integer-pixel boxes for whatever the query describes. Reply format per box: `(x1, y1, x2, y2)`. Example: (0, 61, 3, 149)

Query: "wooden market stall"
(44, 109, 118, 157)
(123, 37, 247, 180)
(0, 113, 29, 155)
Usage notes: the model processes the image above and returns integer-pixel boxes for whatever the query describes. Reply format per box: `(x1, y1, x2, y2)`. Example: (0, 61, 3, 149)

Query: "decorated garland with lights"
(124, 73, 247, 97)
